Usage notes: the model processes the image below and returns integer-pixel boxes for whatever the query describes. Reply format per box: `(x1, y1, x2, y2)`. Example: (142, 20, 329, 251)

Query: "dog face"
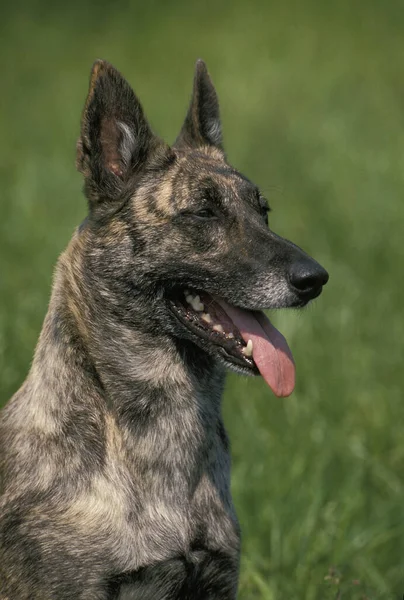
(76, 60, 328, 395)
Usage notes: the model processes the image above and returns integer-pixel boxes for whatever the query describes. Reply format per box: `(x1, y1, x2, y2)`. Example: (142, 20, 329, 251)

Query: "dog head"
(76, 60, 328, 396)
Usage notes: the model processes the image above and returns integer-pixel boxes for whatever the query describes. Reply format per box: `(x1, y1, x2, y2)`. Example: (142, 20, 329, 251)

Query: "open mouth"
(168, 289, 296, 397)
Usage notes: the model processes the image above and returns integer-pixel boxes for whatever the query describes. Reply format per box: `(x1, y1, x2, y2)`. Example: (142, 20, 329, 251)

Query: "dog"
(0, 59, 328, 599)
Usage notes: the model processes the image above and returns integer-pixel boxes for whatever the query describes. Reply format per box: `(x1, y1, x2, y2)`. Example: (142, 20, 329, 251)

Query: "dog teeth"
(213, 324, 224, 333)
(193, 295, 204, 311)
(228, 333, 234, 339)
(185, 293, 204, 312)
(201, 312, 212, 324)
(242, 339, 253, 357)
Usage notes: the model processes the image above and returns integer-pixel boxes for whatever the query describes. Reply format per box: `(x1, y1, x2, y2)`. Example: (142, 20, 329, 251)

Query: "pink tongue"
(217, 300, 296, 397)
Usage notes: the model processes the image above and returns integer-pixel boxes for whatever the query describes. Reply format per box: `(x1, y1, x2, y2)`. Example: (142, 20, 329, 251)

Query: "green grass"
(1, 0, 403, 597)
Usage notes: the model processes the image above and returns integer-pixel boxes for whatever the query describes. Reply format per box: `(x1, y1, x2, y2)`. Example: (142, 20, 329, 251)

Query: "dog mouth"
(168, 289, 295, 397)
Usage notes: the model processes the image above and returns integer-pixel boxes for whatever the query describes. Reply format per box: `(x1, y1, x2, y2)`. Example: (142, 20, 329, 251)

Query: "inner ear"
(100, 118, 134, 178)
(175, 59, 223, 151)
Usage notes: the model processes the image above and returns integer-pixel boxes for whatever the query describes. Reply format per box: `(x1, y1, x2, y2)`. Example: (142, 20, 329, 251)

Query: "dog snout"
(288, 257, 329, 300)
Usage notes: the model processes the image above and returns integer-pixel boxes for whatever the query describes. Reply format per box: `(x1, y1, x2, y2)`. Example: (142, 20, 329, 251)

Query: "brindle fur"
(0, 60, 328, 599)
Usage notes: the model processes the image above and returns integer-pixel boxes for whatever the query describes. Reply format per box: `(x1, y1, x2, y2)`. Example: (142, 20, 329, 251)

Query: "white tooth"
(185, 294, 194, 305)
(213, 324, 224, 333)
(201, 312, 212, 323)
(228, 333, 234, 339)
(192, 295, 204, 312)
(242, 339, 253, 357)
(184, 289, 190, 296)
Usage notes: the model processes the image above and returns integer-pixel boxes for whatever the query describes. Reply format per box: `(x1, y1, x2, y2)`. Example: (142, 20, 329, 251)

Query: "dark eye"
(194, 207, 217, 220)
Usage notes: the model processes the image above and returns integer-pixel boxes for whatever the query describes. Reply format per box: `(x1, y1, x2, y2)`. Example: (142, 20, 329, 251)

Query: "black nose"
(289, 259, 329, 299)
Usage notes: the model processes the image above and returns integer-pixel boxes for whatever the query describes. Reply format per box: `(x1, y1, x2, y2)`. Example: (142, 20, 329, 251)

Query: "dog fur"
(0, 59, 328, 599)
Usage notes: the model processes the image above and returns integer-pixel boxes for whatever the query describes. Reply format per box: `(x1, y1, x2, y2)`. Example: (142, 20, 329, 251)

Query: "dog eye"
(177, 207, 218, 222)
(194, 208, 217, 220)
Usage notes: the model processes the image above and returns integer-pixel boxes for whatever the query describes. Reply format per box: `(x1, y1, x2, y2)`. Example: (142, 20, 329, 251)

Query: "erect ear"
(174, 59, 223, 151)
(77, 60, 168, 205)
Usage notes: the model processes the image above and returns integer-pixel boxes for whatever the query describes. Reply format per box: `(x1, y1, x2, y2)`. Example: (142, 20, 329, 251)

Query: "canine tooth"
(185, 294, 194, 305)
(242, 339, 253, 357)
(228, 333, 234, 339)
(201, 312, 212, 324)
(184, 289, 190, 296)
(213, 324, 224, 333)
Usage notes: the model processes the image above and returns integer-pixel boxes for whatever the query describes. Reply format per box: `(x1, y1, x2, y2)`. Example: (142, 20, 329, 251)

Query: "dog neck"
(31, 230, 226, 483)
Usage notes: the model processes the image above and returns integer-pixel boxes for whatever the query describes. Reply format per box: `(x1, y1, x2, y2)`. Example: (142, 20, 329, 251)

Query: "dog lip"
(167, 291, 258, 371)
(217, 346, 259, 374)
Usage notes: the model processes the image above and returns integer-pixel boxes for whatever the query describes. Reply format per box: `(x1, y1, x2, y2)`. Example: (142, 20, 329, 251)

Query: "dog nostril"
(289, 261, 329, 294)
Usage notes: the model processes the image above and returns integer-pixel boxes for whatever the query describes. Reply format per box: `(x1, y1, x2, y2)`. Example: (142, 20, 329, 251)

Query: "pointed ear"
(174, 60, 223, 151)
(77, 60, 167, 205)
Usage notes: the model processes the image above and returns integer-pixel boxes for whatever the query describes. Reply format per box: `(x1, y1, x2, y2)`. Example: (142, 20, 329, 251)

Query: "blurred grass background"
(1, 0, 403, 597)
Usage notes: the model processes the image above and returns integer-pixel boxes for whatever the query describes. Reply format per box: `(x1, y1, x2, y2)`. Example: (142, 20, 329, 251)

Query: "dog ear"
(77, 60, 169, 206)
(175, 60, 223, 151)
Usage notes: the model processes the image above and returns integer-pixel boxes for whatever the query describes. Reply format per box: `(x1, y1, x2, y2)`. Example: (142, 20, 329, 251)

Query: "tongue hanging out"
(217, 299, 295, 397)
(175, 290, 296, 397)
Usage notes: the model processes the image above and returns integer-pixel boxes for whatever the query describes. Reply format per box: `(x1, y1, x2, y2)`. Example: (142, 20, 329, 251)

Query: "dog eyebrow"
(211, 166, 251, 183)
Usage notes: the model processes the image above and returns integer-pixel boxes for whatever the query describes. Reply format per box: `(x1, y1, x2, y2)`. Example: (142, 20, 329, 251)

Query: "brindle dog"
(0, 60, 328, 599)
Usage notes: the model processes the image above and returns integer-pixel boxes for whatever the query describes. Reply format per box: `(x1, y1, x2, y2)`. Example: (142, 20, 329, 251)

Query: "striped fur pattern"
(0, 59, 327, 599)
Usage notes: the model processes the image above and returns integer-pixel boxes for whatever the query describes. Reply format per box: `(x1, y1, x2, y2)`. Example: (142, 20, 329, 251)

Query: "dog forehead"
(176, 151, 256, 198)
(130, 149, 258, 222)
